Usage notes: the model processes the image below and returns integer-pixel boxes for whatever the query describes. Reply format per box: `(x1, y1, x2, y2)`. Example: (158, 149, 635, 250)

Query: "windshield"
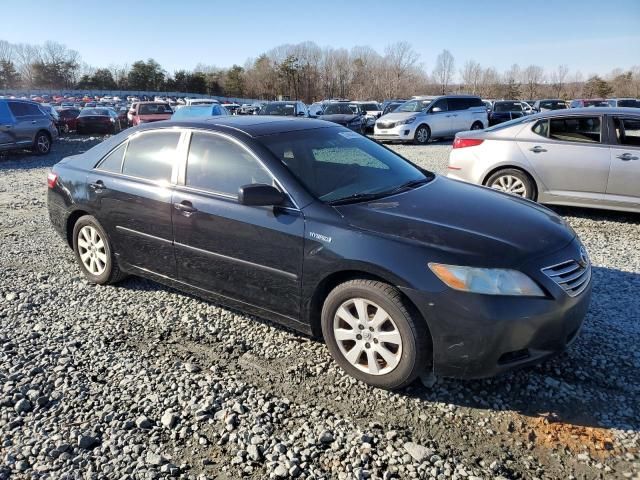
(139, 103, 172, 115)
(323, 103, 359, 115)
(260, 127, 430, 203)
(484, 116, 531, 132)
(397, 99, 432, 112)
(79, 108, 109, 117)
(262, 103, 296, 116)
(494, 102, 523, 112)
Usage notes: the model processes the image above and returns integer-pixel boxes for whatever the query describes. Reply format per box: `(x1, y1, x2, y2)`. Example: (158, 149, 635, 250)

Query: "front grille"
(377, 121, 396, 129)
(541, 258, 591, 297)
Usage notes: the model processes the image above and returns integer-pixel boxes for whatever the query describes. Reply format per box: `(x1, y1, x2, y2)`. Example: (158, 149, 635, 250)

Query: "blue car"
(171, 104, 229, 120)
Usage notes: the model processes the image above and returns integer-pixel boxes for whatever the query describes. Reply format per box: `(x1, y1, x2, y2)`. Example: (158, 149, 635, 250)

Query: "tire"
(72, 215, 127, 285)
(471, 121, 483, 130)
(61, 124, 70, 134)
(485, 168, 536, 200)
(413, 125, 430, 145)
(321, 279, 431, 390)
(33, 131, 51, 155)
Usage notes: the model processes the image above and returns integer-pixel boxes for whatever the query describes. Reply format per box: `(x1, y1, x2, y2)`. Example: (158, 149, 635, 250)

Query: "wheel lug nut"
(369, 327, 374, 331)
(356, 334, 362, 340)
(373, 339, 379, 344)
(358, 325, 364, 330)
(365, 343, 371, 348)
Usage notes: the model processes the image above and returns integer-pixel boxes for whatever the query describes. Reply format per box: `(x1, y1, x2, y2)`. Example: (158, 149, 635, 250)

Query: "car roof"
(139, 116, 337, 138)
(534, 107, 640, 118)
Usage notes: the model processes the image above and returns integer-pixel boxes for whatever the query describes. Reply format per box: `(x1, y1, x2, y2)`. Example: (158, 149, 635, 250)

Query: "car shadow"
(111, 264, 638, 433)
(548, 204, 640, 223)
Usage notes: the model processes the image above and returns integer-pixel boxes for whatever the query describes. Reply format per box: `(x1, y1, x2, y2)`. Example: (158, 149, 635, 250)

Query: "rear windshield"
(139, 103, 172, 115)
(540, 101, 567, 110)
(324, 103, 359, 115)
(262, 103, 296, 116)
(79, 108, 110, 116)
(618, 99, 640, 108)
(493, 102, 523, 112)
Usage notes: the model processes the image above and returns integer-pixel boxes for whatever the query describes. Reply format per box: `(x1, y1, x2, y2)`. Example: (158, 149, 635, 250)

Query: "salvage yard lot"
(0, 136, 639, 479)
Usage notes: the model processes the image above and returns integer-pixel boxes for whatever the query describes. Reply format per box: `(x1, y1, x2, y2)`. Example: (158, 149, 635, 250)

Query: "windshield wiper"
(327, 191, 392, 206)
(380, 177, 432, 195)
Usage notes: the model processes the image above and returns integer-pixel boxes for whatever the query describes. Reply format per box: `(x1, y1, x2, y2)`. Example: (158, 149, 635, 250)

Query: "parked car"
(47, 116, 591, 389)
(259, 101, 308, 117)
(171, 104, 229, 120)
(308, 101, 325, 117)
(316, 102, 367, 133)
(76, 108, 122, 134)
(0, 99, 58, 155)
(381, 100, 407, 116)
(521, 101, 535, 115)
(374, 95, 488, 144)
(488, 101, 527, 126)
(533, 99, 568, 112)
(222, 103, 241, 115)
(185, 98, 220, 107)
(353, 101, 383, 130)
(607, 98, 640, 108)
(129, 102, 173, 126)
(56, 108, 81, 133)
(447, 107, 640, 213)
(569, 99, 609, 108)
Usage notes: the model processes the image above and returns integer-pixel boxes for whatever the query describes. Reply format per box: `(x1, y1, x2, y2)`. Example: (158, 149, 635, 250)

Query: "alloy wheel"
(37, 135, 50, 153)
(77, 225, 108, 276)
(333, 298, 403, 376)
(416, 127, 429, 144)
(490, 175, 527, 196)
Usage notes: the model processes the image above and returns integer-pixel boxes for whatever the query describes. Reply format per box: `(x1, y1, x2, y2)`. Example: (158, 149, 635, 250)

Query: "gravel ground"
(0, 135, 639, 480)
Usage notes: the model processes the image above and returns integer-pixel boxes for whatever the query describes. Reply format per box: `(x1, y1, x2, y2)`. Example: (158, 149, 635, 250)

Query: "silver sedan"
(447, 107, 640, 213)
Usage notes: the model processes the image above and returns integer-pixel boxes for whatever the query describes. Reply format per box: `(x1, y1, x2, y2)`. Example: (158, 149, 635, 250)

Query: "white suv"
(374, 95, 488, 144)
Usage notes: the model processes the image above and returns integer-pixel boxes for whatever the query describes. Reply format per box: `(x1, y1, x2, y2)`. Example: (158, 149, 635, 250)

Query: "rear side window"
(614, 117, 640, 146)
(532, 120, 549, 138)
(186, 132, 271, 196)
(122, 131, 180, 181)
(8, 102, 30, 117)
(448, 98, 469, 111)
(98, 142, 127, 173)
(549, 117, 601, 143)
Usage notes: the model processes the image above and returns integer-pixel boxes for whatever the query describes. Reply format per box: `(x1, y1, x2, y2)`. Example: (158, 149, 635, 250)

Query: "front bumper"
(373, 123, 416, 142)
(401, 239, 592, 379)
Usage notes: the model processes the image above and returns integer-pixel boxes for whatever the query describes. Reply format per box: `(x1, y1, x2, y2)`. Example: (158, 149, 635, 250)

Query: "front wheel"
(33, 132, 51, 155)
(321, 280, 431, 390)
(72, 215, 126, 284)
(413, 125, 430, 145)
(486, 168, 535, 200)
(471, 121, 483, 130)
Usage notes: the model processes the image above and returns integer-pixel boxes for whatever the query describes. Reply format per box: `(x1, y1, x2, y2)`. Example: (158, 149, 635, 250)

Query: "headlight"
(397, 117, 416, 125)
(428, 263, 544, 296)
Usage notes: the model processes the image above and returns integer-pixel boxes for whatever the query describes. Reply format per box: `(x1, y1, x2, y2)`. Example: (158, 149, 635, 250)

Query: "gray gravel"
(0, 135, 639, 479)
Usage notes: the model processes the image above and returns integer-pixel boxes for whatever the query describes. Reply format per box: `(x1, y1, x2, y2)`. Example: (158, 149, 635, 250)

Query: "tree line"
(1, 39, 639, 101)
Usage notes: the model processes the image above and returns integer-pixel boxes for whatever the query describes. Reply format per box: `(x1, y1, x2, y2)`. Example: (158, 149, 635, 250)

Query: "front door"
(87, 130, 183, 277)
(172, 131, 304, 318)
(517, 115, 610, 203)
(426, 98, 452, 136)
(607, 116, 640, 208)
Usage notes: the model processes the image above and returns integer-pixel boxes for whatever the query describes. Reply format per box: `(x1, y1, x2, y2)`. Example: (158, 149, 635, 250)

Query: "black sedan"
(488, 101, 527, 126)
(47, 117, 591, 389)
(76, 108, 122, 134)
(317, 102, 367, 133)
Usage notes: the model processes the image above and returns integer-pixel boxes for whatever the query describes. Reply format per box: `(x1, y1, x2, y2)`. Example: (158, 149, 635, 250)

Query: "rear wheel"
(33, 132, 51, 155)
(413, 125, 430, 145)
(321, 279, 431, 390)
(471, 121, 483, 130)
(72, 215, 126, 285)
(486, 168, 535, 200)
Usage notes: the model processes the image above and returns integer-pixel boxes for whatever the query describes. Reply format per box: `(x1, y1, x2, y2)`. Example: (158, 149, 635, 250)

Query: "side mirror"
(238, 184, 285, 206)
(431, 107, 442, 113)
(297, 111, 306, 116)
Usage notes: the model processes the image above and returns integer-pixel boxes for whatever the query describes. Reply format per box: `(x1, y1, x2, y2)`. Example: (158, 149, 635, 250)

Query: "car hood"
(334, 176, 575, 267)
(318, 114, 360, 123)
(378, 111, 421, 122)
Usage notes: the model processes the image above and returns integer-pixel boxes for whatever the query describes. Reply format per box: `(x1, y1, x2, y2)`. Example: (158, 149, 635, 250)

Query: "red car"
(56, 108, 81, 133)
(129, 101, 173, 126)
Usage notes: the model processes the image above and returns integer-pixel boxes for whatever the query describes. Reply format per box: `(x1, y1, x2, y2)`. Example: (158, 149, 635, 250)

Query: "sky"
(2, 0, 639, 77)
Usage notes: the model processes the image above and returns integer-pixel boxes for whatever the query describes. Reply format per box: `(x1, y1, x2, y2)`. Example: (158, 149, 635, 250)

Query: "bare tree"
(433, 49, 455, 94)
(479, 67, 500, 98)
(549, 64, 569, 98)
(522, 65, 545, 99)
(0, 40, 14, 63)
(460, 60, 482, 94)
(384, 41, 420, 98)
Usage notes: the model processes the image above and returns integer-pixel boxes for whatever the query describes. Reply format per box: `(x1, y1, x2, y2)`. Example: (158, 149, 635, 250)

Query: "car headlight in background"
(428, 263, 544, 296)
(397, 117, 416, 125)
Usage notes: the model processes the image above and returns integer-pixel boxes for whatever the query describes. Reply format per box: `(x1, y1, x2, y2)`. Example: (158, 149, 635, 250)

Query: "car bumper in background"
(373, 124, 415, 142)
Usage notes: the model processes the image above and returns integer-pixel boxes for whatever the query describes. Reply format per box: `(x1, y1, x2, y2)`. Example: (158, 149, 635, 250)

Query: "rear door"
(607, 116, 640, 208)
(87, 129, 184, 277)
(426, 98, 451, 136)
(172, 130, 304, 318)
(517, 115, 610, 203)
(7, 101, 44, 146)
(0, 102, 14, 148)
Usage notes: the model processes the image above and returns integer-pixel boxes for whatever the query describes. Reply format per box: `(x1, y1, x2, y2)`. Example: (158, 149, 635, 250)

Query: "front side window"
(431, 99, 448, 112)
(186, 132, 271, 196)
(614, 117, 640, 147)
(122, 131, 180, 181)
(549, 117, 601, 143)
(260, 127, 430, 203)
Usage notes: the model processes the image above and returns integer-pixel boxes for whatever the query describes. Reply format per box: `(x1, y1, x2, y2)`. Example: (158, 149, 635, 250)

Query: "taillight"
(453, 138, 484, 149)
(47, 172, 58, 189)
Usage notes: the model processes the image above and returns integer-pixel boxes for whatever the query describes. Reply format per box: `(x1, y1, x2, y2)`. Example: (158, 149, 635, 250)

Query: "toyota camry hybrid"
(47, 116, 592, 389)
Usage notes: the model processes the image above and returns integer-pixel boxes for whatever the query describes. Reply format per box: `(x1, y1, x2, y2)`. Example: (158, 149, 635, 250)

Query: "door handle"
(616, 153, 638, 161)
(529, 146, 547, 153)
(31, 120, 37, 124)
(173, 201, 198, 215)
(89, 180, 105, 191)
